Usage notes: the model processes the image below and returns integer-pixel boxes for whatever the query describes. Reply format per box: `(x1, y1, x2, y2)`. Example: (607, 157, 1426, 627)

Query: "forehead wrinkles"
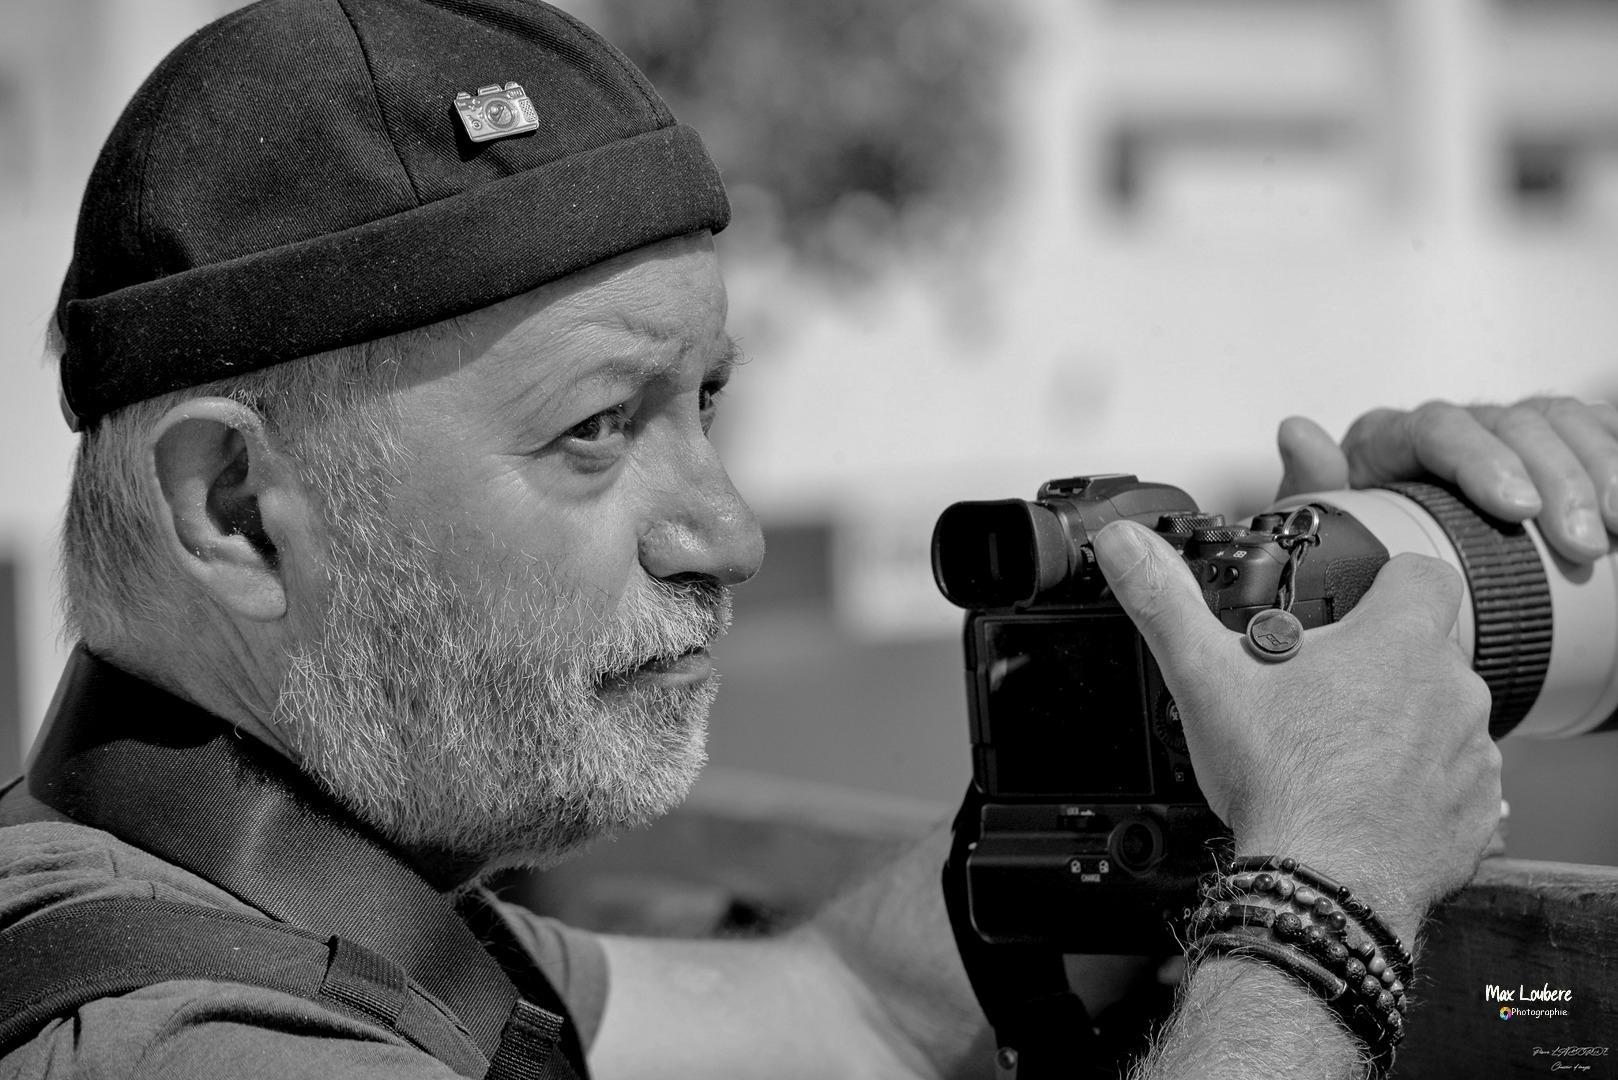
(464, 279, 725, 396)
(571, 244, 727, 337)
(395, 234, 728, 387)
(572, 288, 727, 361)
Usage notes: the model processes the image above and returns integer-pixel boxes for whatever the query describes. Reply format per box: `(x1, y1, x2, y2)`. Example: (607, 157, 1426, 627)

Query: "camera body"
(453, 82, 540, 143)
(934, 474, 1389, 952)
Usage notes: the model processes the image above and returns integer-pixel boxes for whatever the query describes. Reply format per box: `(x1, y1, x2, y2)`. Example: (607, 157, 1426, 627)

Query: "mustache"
(583, 576, 733, 683)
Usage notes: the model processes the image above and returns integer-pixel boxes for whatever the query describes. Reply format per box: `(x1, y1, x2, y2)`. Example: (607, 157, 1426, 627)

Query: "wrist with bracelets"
(1184, 856, 1415, 1078)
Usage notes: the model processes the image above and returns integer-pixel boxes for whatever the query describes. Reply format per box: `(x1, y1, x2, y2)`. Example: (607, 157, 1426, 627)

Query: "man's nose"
(638, 445, 764, 587)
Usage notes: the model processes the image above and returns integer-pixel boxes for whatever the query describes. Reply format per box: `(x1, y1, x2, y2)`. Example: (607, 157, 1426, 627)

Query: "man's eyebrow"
(595, 310, 740, 357)
(575, 352, 679, 387)
(565, 330, 742, 390)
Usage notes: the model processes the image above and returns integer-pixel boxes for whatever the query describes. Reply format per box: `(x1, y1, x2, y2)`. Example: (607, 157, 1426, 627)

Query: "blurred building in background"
(2, 0, 1617, 859)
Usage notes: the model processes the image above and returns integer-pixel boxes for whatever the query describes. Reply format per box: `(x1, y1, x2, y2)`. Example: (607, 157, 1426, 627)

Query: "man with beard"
(2, 1, 1616, 1078)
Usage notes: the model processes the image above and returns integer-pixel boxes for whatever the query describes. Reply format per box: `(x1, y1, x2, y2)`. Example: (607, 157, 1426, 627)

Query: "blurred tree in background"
(586, 0, 1020, 273)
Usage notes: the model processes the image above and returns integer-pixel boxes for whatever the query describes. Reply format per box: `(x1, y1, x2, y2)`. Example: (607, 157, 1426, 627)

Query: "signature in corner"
(1532, 1046, 1610, 1072)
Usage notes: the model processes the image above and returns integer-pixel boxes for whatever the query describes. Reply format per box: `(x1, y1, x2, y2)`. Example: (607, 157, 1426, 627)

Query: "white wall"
(711, 0, 1618, 638)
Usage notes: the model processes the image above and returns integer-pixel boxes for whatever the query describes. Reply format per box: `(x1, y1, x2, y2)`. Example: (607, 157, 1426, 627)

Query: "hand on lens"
(1093, 521, 1501, 946)
(1275, 398, 1618, 564)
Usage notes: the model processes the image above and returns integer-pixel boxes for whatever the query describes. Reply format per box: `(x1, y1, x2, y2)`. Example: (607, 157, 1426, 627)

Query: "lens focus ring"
(1380, 480, 1552, 737)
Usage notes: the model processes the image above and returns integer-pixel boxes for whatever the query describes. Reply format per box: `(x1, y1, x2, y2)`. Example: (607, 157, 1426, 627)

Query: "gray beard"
(271, 502, 731, 878)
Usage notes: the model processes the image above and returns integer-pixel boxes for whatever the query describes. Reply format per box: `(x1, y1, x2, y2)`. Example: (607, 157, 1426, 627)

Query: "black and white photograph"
(1, 0, 1617, 1076)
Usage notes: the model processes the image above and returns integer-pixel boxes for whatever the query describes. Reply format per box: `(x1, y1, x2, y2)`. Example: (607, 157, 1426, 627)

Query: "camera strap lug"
(1245, 507, 1322, 662)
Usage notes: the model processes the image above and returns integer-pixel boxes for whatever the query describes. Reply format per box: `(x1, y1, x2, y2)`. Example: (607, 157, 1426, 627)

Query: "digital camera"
(932, 474, 1618, 954)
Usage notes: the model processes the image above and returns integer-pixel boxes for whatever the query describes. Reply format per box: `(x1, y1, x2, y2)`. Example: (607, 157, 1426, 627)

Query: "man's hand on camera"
(1274, 397, 1618, 564)
(1092, 521, 1501, 946)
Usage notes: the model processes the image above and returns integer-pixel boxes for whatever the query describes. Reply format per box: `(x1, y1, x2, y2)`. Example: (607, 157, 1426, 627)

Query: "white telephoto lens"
(1272, 487, 1618, 739)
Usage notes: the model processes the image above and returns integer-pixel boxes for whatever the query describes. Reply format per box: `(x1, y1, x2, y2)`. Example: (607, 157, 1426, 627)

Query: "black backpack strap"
(460, 890, 586, 1080)
(15, 648, 589, 1080)
(0, 897, 480, 1071)
(487, 1002, 578, 1080)
(0, 896, 580, 1080)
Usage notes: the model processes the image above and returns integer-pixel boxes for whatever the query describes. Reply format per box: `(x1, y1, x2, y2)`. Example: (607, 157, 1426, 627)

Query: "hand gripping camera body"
(932, 473, 1618, 955)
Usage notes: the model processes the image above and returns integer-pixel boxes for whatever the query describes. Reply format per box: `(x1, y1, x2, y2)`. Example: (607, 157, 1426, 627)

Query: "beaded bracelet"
(1194, 870, 1411, 1007)
(1187, 899, 1409, 1013)
(1225, 855, 1414, 983)
(1201, 863, 1414, 988)
(1194, 877, 1412, 999)
(1187, 857, 1416, 1079)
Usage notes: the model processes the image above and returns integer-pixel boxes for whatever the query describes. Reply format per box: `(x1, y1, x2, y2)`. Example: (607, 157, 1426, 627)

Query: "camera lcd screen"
(977, 614, 1153, 797)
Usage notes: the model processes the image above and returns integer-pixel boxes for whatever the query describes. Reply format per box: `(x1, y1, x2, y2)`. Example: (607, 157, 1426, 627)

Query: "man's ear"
(147, 397, 316, 622)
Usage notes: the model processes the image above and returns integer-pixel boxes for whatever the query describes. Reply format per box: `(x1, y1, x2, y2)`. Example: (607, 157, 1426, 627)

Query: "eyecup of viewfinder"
(933, 499, 1070, 608)
(933, 477, 1201, 610)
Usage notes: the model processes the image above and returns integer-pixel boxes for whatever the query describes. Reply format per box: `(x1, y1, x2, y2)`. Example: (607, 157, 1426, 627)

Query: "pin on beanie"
(55, 0, 730, 430)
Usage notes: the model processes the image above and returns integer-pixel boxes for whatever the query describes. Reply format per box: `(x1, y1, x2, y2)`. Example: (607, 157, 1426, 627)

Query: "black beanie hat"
(55, 0, 730, 430)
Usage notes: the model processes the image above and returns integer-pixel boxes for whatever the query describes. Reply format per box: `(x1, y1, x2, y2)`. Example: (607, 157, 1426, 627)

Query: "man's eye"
(565, 406, 632, 445)
(699, 383, 724, 431)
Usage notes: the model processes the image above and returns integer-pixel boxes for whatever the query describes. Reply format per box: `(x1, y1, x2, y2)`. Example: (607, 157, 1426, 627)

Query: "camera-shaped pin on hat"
(454, 82, 540, 143)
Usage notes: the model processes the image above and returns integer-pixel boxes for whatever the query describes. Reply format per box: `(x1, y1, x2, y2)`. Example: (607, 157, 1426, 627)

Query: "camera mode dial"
(1156, 512, 1225, 535)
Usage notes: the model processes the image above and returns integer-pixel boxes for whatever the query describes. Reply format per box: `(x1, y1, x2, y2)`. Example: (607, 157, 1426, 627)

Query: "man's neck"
(97, 624, 295, 761)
